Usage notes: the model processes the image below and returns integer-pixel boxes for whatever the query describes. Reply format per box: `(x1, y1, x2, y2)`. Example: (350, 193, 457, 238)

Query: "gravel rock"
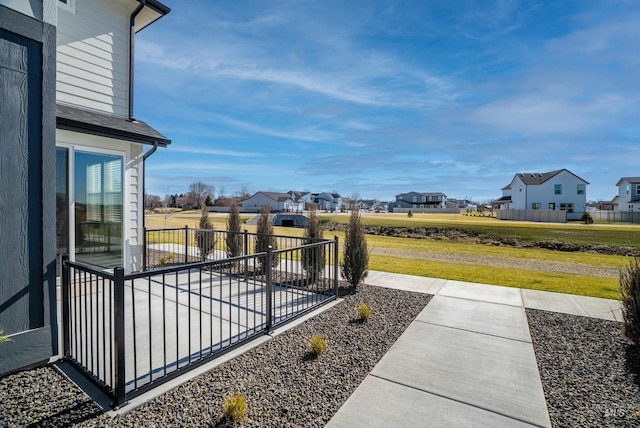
(527, 309, 640, 428)
(0, 285, 430, 427)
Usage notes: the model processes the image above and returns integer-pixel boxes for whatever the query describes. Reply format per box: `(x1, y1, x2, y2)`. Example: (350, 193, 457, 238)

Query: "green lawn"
(146, 212, 632, 300)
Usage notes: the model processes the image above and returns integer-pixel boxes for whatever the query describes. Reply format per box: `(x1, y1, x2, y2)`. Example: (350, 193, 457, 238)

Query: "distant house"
(241, 192, 304, 212)
(492, 169, 588, 220)
(393, 192, 446, 211)
(614, 177, 640, 212)
(309, 192, 342, 211)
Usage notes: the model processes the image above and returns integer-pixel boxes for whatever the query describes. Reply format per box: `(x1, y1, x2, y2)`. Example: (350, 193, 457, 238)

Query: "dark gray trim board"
(57, 104, 171, 146)
(0, 327, 52, 376)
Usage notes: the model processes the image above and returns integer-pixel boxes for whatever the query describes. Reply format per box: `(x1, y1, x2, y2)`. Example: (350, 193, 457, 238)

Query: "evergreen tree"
(255, 204, 278, 272)
(341, 207, 369, 287)
(226, 201, 243, 258)
(196, 204, 215, 261)
(302, 208, 325, 284)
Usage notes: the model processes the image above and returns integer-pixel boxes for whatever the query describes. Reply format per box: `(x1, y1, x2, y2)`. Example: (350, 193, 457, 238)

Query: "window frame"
(554, 184, 562, 195)
(577, 184, 585, 195)
(57, 0, 76, 13)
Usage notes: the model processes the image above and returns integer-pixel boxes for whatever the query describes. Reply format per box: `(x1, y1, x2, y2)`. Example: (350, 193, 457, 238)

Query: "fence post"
(243, 229, 249, 280)
(266, 245, 273, 332)
(334, 236, 339, 297)
(184, 225, 189, 264)
(61, 254, 71, 358)
(142, 227, 147, 271)
(112, 266, 126, 408)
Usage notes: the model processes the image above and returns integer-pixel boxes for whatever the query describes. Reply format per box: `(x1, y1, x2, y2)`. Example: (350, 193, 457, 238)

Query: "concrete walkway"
(328, 271, 622, 427)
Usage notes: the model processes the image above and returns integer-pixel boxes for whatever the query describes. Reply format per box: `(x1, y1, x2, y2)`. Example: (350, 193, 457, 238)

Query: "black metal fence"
(61, 237, 339, 408)
(143, 227, 327, 270)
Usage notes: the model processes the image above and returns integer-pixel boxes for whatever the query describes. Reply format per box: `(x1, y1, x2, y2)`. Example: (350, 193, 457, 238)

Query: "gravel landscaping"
(527, 309, 640, 428)
(0, 285, 430, 427)
(3, 286, 640, 427)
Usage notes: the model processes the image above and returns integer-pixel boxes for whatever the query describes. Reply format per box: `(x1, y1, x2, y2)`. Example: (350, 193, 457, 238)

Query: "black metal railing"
(143, 227, 327, 270)
(61, 236, 339, 408)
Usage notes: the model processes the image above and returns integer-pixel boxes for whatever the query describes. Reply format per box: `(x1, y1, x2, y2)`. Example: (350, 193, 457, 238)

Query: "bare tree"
(187, 181, 214, 208)
(144, 194, 162, 210)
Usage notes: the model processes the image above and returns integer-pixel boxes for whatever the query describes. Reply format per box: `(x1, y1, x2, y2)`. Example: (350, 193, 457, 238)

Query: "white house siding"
(242, 193, 279, 212)
(616, 179, 640, 212)
(506, 171, 587, 220)
(56, 129, 144, 272)
(56, 0, 131, 117)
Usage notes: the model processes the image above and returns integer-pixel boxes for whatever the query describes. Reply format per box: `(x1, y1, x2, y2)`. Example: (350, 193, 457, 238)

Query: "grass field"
(145, 211, 639, 299)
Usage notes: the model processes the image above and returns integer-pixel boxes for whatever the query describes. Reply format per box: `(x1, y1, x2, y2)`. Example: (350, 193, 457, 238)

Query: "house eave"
(56, 104, 171, 147)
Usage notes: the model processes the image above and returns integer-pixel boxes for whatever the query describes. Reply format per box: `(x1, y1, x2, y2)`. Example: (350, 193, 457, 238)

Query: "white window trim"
(57, 0, 76, 14)
(56, 142, 126, 265)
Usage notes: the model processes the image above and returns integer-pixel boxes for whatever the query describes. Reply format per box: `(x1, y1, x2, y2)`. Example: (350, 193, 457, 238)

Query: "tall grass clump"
(309, 334, 326, 356)
(223, 393, 247, 422)
(302, 208, 325, 284)
(357, 302, 371, 322)
(341, 207, 369, 287)
(196, 204, 216, 261)
(226, 201, 243, 258)
(0, 328, 11, 344)
(255, 204, 278, 273)
(620, 256, 640, 344)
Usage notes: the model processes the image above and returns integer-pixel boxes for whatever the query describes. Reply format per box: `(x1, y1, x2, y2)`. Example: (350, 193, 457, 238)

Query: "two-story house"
(493, 169, 588, 220)
(393, 192, 446, 211)
(1, 0, 170, 376)
(614, 177, 640, 212)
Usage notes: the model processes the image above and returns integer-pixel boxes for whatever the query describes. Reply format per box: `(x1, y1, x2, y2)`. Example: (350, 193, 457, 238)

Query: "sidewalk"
(327, 271, 622, 427)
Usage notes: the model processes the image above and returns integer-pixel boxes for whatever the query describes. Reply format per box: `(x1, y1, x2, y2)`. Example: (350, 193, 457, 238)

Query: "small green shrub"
(620, 256, 640, 344)
(223, 393, 247, 422)
(581, 212, 594, 224)
(168, 252, 175, 261)
(357, 302, 371, 321)
(0, 328, 11, 344)
(159, 257, 166, 266)
(309, 334, 326, 356)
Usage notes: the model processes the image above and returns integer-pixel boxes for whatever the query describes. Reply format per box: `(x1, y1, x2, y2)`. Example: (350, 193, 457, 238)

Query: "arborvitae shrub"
(341, 208, 369, 287)
(196, 204, 215, 261)
(620, 256, 640, 344)
(226, 201, 243, 258)
(255, 204, 278, 273)
(302, 208, 325, 284)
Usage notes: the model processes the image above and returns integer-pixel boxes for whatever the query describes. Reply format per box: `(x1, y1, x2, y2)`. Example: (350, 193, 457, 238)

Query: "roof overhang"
(56, 104, 171, 147)
(133, 0, 171, 32)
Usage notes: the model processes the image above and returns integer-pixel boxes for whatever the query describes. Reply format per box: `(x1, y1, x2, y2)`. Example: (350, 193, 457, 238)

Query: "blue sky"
(136, 0, 640, 202)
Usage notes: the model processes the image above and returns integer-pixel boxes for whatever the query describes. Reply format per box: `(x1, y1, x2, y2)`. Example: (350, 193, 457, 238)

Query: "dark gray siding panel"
(0, 33, 32, 334)
(0, 5, 57, 374)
